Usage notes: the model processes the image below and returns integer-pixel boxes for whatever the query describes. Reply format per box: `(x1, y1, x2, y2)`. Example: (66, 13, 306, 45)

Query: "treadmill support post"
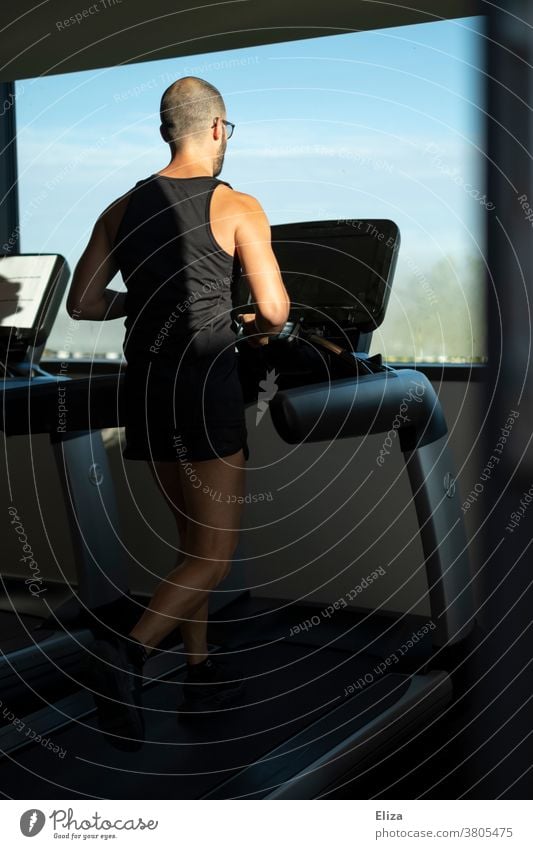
(404, 434, 473, 647)
(51, 430, 129, 609)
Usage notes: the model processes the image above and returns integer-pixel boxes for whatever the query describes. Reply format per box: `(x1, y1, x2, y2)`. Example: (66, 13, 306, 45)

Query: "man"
(66, 76, 290, 748)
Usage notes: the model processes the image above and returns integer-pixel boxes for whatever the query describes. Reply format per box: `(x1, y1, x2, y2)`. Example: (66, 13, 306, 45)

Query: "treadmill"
(0, 223, 475, 799)
(0, 253, 137, 744)
(0, 253, 244, 759)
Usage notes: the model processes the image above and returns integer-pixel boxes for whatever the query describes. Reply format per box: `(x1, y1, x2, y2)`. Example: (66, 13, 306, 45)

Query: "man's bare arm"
(66, 209, 126, 321)
(234, 195, 290, 338)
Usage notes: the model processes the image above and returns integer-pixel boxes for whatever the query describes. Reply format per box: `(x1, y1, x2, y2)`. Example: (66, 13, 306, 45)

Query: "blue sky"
(14, 14, 485, 359)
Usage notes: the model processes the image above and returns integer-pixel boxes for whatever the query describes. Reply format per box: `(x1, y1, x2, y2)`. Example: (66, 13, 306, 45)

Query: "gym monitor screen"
(0, 254, 69, 341)
(233, 219, 400, 331)
(0, 255, 60, 329)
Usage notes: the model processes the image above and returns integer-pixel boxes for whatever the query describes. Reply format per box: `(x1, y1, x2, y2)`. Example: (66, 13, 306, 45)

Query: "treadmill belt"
(0, 641, 390, 799)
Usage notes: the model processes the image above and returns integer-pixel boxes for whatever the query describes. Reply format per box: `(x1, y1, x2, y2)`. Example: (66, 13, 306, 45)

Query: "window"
(14, 15, 485, 363)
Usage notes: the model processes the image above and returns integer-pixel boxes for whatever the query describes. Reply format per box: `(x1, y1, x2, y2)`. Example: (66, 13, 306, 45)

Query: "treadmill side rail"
(204, 670, 451, 800)
(265, 671, 452, 800)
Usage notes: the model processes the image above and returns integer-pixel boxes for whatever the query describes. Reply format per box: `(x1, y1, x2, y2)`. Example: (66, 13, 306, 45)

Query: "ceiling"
(0, 0, 480, 82)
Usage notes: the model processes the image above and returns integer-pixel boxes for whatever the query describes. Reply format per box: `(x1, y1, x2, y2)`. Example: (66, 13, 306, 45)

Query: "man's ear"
(212, 117, 223, 141)
(160, 123, 169, 143)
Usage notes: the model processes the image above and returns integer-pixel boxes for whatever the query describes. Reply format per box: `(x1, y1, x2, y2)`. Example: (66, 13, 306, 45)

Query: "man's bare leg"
(144, 460, 209, 665)
(129, 449, 246, 659)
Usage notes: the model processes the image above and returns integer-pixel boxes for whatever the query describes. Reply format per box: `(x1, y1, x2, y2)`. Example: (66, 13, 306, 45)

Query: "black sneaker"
(177, 655, 246, 720)
(87, 635, 146, 751)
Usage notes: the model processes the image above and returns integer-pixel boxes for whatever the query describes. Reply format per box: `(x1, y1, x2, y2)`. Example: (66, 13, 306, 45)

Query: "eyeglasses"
(213, 117, 235, 139)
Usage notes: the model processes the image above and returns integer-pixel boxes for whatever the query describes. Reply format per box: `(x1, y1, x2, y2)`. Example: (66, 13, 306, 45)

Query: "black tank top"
(113, 174, 238, 363)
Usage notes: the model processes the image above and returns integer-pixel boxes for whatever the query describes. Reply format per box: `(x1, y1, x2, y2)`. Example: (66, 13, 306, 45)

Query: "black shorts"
(121, 346, 249, 463)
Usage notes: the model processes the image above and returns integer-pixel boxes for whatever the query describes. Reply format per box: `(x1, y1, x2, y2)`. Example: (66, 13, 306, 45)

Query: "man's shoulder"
(220, 184, 262, 210)
(100, 191, 131, 221)
(98, 187, 137, 243)
(99, 181, 143, 221)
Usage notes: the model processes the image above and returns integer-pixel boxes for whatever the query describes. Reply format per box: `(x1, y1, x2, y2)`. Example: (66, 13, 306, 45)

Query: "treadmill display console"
(0, 254, 70, 363)
(233, 219, 400, 333)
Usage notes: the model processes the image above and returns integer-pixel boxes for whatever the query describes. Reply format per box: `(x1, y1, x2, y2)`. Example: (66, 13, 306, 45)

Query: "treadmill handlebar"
(2, 366, 446, 453)
(269, 368, 448, 451)
(0, 373, 124, 436)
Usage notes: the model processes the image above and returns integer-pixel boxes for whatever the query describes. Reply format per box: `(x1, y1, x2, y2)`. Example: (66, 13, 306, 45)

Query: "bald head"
(160, 76, 225, 150)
